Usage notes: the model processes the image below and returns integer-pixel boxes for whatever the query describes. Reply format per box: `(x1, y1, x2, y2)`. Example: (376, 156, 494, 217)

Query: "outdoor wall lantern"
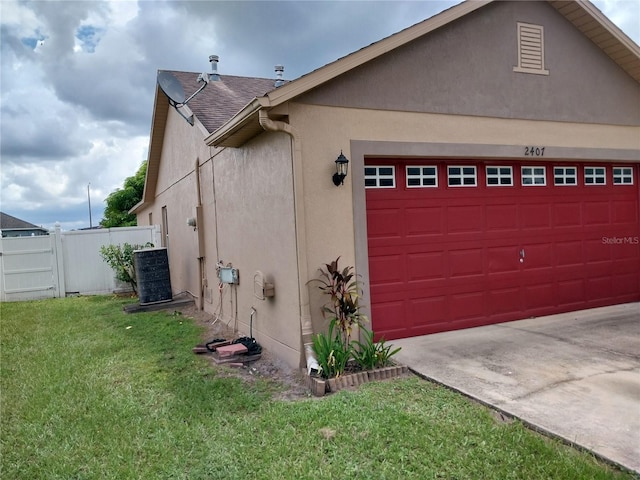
(332, 151, 349, 186)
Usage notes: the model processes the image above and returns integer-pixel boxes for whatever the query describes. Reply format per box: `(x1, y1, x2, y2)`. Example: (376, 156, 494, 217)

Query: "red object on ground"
(216, 343, 249, 357)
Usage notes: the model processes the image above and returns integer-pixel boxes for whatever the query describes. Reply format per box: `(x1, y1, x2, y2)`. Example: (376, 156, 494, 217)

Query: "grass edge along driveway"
(1, 296, 633, 480)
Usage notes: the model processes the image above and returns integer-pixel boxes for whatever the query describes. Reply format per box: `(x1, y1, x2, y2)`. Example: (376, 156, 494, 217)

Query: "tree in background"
(101, 161, 146, 227)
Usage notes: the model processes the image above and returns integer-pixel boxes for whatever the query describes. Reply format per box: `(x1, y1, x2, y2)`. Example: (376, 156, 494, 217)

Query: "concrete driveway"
(392, 303, 640, 473)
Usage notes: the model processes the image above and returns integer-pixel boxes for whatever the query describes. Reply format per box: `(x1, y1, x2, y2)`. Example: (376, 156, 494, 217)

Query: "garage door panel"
(613, 272, 640, 296)
(447, 206, 484, 233)
(586, 276, 613, 300)
(613, 260, 640, 294)
(612, 242, 640, 259)
(408, 297, 447, 328)
(407, 252, 445, 281)
(522, 244, 554, 269)
(612, 200, 638, 223)
(370, 303, 407, 341)
(405, 207, 444, 236)
(450, 292, 485, 321)
(449, 248, 484, 277)
(486, 204, 519, 231)
(367, 209, 403, 239)
(554, 203, 582, 227)
(522, 204, 551, 229)
(523, 283, 556, 310)
(613, 258, 640, 282)
(488, 246, 519, 273)
(584, 240, 612, 262)
(556, 241, 583, 266)
(366, 160, 639, 340)
(584, 201, 611, 225)
(488, 288, 522, 314)
(556, 280, 585, 307)
(368, 254, 404, 286)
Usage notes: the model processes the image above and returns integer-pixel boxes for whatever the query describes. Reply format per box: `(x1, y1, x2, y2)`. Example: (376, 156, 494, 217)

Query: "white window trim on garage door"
(364, 165, 396, 188)
(447, 165, 477, 187)
(486, 166, 514, 186)
(613, 167, 634, 185)
(406, 166, 438, 188)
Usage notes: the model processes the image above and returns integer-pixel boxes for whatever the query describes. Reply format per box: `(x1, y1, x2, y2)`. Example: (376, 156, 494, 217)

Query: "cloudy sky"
(1, 0, 638, 231)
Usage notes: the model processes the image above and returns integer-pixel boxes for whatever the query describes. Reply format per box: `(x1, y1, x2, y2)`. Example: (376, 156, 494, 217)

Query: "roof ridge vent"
(209, 55, 221, 81)
(274, 64, 285, 87)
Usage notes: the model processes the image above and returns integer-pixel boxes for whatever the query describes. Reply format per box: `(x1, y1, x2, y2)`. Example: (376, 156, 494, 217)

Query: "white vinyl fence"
(0, 225, 161, 302)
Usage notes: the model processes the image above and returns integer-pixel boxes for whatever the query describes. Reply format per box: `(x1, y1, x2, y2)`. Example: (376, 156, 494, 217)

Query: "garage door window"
(554, 167, 577, 186)
(448, 166, 477, 187)
(522, 166, 546, 186)
(584, 167, 606, 185)
(613, 167, 633, 185)
(486, 166, 513, 186)
(365, 166, 395, 188)
(406, 166, 438, 188)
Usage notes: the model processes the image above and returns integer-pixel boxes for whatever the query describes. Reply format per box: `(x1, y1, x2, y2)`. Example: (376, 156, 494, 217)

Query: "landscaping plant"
(311, 258, 402, 378)
(311, 320, 351, 379)
(310, 257, 368, 378)
(351, 327, 401, 370)
(99, 242, 152, 294)
(313, 257, 367, 346)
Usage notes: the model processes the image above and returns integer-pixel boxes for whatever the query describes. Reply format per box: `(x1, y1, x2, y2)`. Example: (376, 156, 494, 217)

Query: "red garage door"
(365, 160, 640, 340)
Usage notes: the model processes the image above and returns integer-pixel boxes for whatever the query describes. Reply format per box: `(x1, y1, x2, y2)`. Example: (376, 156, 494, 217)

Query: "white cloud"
(0, 0, 638, 231)
(594, 0, 640, 43)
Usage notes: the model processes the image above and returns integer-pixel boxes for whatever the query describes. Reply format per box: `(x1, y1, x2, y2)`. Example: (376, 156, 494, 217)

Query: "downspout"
(258, 110, 318, 374)
(194, 158, 205, 311)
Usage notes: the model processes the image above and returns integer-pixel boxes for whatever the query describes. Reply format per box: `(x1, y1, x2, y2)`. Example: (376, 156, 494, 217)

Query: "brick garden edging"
(307, 364, 410, 397)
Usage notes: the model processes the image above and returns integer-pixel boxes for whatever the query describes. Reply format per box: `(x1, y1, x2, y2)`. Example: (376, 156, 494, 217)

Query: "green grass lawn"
(1, 296, 633, 479)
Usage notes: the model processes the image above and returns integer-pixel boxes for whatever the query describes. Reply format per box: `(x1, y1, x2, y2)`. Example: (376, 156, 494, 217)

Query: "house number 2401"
(524, 146, 545, 157)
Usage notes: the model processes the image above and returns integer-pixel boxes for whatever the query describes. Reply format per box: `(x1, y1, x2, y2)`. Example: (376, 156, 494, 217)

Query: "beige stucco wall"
(289, 101, 640, 335)
(205, 132, 302, 368)
(298, 0, 640, 126)
(138, 109, 302, 368)
(137, 108, 212, 301)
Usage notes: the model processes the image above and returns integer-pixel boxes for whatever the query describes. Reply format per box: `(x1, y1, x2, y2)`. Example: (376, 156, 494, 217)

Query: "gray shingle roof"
(0, 212, 43, 230)
(164, 71, 281, 133)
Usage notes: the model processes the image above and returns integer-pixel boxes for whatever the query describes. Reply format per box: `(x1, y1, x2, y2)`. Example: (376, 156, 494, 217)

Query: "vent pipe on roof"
(274, 65, 285, 87)
(209, 55, 220, 81)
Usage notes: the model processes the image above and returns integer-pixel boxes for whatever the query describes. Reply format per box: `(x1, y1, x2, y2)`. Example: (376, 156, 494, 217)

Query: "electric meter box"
(219, 267, 239, 284)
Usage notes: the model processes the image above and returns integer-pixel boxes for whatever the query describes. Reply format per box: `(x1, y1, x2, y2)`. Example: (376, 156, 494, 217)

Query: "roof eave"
(550, 0, 640, 82)
(204, 0, 490, 148)
(262, 0, 491, 107)
(193, 0, 640, 151)
(130, 83, 170, 215)
(205, 98, 267, 147)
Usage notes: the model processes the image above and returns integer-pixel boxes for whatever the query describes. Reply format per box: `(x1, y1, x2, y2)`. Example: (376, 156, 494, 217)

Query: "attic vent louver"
(513, 22, 549, 75)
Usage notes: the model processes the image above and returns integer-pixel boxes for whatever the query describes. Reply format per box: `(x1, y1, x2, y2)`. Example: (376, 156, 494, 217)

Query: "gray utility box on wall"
(134, 247, 172, 305)
(219, 266, 239, 284)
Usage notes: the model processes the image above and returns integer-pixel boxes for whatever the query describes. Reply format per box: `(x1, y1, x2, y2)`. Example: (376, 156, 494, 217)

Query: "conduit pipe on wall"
(194, 158, 205, 311)
(258, 110, 318, 373)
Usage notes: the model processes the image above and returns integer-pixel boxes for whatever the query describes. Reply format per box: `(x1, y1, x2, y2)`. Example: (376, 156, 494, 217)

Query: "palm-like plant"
(315, 257, 368, 346)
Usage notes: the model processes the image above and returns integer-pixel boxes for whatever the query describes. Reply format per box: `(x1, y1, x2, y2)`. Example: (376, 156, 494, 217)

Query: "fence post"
(152, 224, 162, 247)
(52, 223, 66, 297)
(0, 237, 4, 302)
